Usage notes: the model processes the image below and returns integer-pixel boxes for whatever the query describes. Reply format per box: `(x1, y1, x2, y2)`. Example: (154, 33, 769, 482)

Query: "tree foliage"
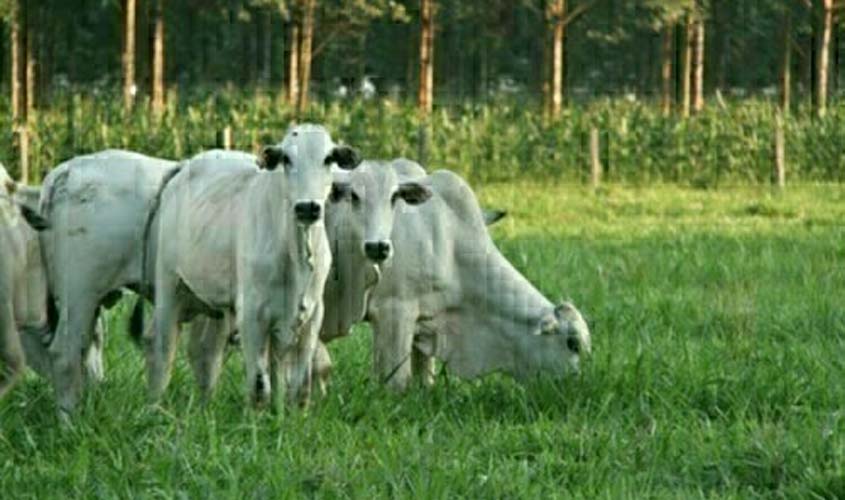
(0, 0, 841, 103)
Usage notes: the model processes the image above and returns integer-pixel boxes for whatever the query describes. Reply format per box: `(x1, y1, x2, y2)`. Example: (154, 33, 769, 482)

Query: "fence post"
(590, 126, 602, 189)
(16, 125, 29, 184)
(216, 125, 233, 150)
(773, 113, 785, 189)
(417, 121, 429, 167)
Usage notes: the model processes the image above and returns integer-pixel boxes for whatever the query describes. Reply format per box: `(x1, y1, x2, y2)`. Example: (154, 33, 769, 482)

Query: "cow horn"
(538, 313, 557, 335)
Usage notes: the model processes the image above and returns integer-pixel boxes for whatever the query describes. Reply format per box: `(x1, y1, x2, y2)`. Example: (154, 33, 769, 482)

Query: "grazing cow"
(332, 168, 591, 390)
(0, 166, 51, 399)
(313, 159, 508, 390)
(185, 159, 509, 396)
(148, 124, 360, 408)
(39, 150, 178, 415)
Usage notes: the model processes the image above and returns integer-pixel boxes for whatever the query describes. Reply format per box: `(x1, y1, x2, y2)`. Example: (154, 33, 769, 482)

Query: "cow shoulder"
(390, 158, 427, 180)
(428, 170, 487, 233)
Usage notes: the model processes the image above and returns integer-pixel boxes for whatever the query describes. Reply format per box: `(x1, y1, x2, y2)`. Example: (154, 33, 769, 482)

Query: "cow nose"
(294, 201, 322, 224)
(363, 240, 392, 262)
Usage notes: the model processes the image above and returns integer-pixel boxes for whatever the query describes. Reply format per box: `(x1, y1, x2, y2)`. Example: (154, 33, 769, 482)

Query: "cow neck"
(433, 240, 554, 378)
(250, 171, 301, 250)
(462, 239, 553, 330)
(0, 194, 20, 226)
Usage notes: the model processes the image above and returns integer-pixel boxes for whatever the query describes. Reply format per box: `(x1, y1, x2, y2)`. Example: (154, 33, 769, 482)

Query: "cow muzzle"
(363, 240, 392, 263)
(294, 200, 322, 225)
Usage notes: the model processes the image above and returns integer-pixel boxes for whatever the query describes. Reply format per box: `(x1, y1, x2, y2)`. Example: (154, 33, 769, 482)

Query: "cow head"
(534, 301, 591, 373)
(259, 124, 361, 226)
(330, 161, 432, 263)
(0, 165, 48, 231)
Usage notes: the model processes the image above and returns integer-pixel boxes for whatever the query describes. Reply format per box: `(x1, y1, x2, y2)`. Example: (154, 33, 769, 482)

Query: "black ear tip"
(260, 146, 283, 170)
(330, 146, 362, 170)
(349, 148, 362, 168)
(482, 209, 507, 226)
(329, 182, 350, 202)
(20, 204, 49, 231)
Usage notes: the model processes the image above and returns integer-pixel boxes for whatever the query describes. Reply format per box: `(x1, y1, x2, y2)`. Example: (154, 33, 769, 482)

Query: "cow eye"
(566, 337, 580, 354)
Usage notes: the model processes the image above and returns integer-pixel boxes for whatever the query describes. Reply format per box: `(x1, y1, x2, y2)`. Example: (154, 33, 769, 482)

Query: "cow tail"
(128, 296, 145, 346)
(131, 165, 182, 346)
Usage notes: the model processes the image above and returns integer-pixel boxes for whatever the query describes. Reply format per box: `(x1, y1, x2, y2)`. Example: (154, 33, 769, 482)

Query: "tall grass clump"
(0, 87, 843, 185)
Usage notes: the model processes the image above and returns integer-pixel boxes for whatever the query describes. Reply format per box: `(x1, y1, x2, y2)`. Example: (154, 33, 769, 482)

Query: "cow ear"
(326, 146, 361, 170)
(394, 182, 432, 206)
(18, 204, 49, 231)
(482, 209, 507, 226)
(537, 313, 558, 336)
(330, 182, 352, 203)
(554, 302, 577, 320)
(258, 146, 284, 171)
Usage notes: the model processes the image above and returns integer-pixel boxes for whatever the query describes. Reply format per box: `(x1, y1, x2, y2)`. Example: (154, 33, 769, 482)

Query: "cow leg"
(283, 303, 322, 408)
(83, 313, 106, 385)
(0, 300, 25, 400)
(241, 310, 271, 408)
(371, 302, 415, 392)
(50, 296, 98, 417)
(19, 325, 51, 380)
(411, 348, 435, 387)
(187, 316, 230, 403)
(312, 341, 333, 398)
(147, 276, 183, 402)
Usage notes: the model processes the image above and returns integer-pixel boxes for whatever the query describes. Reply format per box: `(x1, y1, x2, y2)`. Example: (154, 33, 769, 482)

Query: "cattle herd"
(0, 124, 592, 421)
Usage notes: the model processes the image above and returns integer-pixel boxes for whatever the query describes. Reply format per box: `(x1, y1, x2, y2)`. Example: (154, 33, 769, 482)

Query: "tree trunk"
(24, 0, 35, 118)
(479, 40, 488, 100)
(691, 16, 705, 113)
(780, 7, 792, 114)
(151, 0, 165, 117)
(10, 0, 22, 124)
(541, 23, 551, 115)
(660, 20, 674, 117)
(297, 0, 315, 112)
(242, 15, 252, 84)
(262, 13, 272, 84)
(37, 2, 48, 107)
(715, 1, 729, 90)
(406, 22, 415, 99)
(123, 0, 137, 111)
(418, 0, 434, 116)
(816, 0, 833, 118)
(549, 0, 566, 118)
(809, 6, 818, 109)
(287, 22, 300, 105)
(680, 15, 693, 118)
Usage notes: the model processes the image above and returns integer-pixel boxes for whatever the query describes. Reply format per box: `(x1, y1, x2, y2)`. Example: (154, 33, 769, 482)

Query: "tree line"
(1, 0, 844, 123)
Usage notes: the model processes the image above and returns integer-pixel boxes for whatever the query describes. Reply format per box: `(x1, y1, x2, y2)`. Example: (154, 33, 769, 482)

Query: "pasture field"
(2, 183, 845, 498)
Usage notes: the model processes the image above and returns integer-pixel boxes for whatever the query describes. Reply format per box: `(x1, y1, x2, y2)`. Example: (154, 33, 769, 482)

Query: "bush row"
(1, 88, 843, 186)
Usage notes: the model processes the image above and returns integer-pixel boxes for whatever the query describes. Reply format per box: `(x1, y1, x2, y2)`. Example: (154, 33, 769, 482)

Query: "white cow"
(148, 124, 359, 408)
(321, 159, 432, 342)
(181, 158, 432, 399)
(330, 168, 591, 390)
(0, 166, 51, 399)
(39, 150, 178, 414)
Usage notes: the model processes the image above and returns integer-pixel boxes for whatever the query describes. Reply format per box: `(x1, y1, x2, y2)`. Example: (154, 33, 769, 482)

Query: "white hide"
(39, 150, 177, 414)
(332, 168, 591, 390)
(149, 125, 351, 408)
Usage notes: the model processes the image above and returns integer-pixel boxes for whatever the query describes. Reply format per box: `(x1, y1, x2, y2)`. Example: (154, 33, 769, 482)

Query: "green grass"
(3, 183, 845, 498)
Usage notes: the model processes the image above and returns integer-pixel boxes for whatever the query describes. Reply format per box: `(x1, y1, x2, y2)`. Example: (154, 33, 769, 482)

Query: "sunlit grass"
(2, 184, 845, 497)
